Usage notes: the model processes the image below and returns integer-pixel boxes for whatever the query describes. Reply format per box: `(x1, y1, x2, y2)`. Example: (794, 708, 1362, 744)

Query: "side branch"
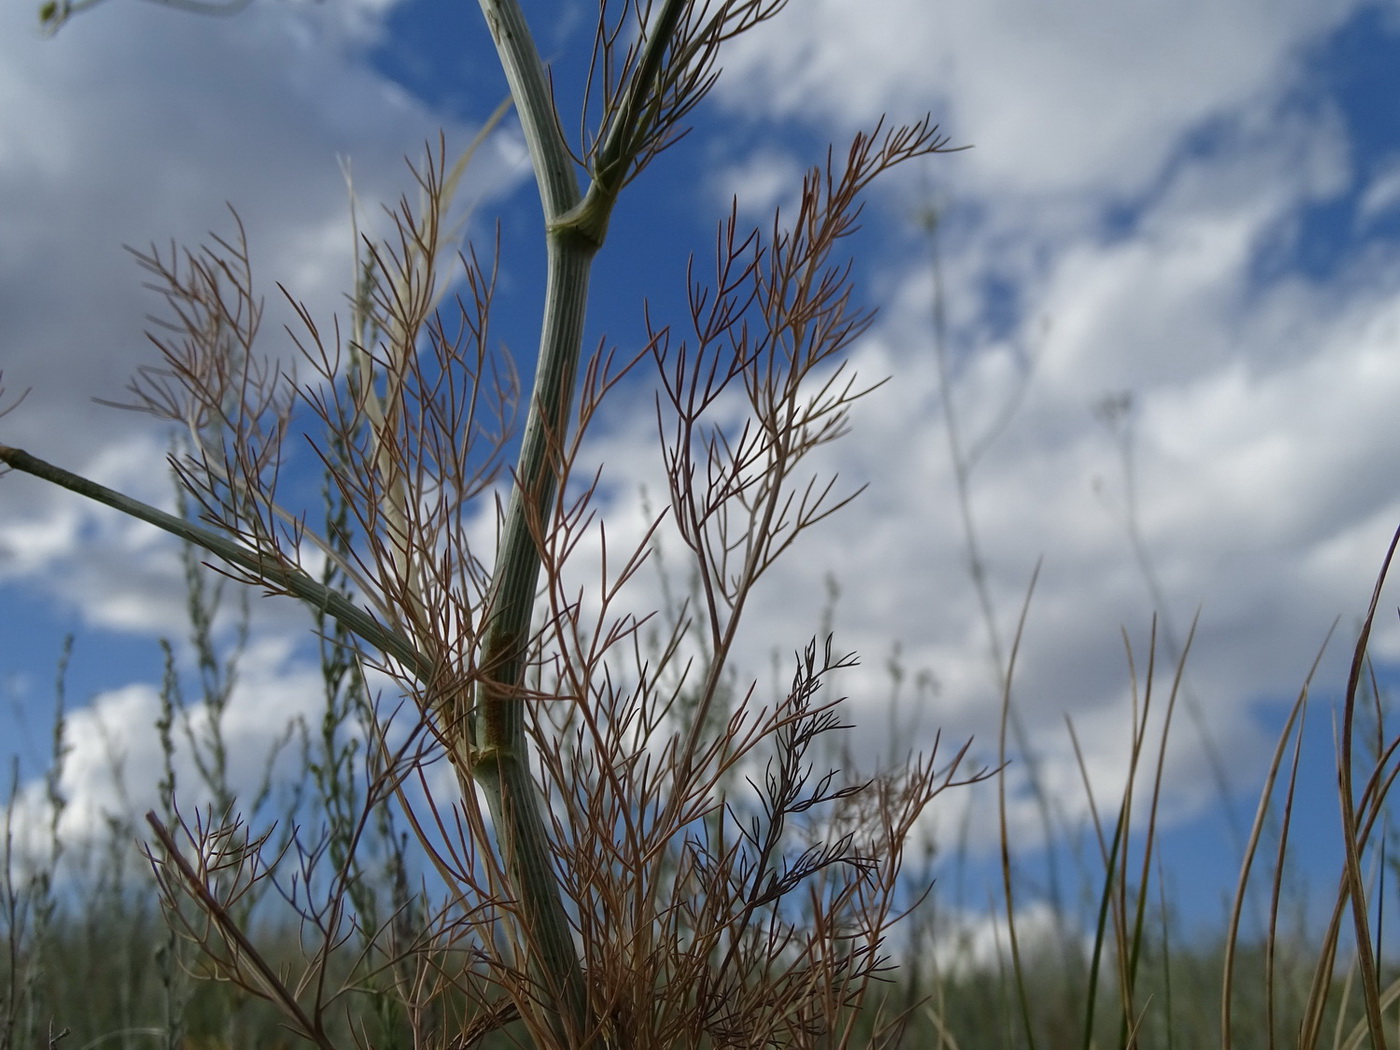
(0, 445, 431, 681)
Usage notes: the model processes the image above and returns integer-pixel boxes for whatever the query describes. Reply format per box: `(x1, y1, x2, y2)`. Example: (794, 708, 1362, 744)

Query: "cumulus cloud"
(5, 633, 322, 866)
(0, 0, 522, 470)
(713, 0, 1359, 195)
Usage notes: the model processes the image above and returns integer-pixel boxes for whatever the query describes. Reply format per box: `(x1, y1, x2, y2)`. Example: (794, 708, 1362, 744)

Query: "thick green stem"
(471, 235, 596, 1045)
(472, 1, 607, 1043)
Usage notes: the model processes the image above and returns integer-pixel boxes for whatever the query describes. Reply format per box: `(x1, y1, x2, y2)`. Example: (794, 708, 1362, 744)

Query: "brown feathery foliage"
(3, 1, 976, 1047)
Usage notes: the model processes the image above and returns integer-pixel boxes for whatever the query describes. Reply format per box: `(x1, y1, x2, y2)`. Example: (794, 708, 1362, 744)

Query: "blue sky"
(4, 0, 1400, 959)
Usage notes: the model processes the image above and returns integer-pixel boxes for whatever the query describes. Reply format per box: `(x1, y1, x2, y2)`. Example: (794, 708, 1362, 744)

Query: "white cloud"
(930, 899, 1086, 977)
(0, 0, 523, 477)
(1359, 160, 1400, 225)
(705, 146, 807, 219)
(5, 633, 324, 865)
(714, 0, 1360, 197)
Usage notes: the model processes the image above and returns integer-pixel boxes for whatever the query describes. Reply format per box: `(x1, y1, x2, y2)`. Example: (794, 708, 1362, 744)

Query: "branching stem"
(0, 445, 430, 681)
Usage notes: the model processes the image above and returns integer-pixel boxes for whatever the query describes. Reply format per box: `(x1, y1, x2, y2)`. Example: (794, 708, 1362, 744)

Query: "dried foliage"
(2, 0, 974, 1047)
